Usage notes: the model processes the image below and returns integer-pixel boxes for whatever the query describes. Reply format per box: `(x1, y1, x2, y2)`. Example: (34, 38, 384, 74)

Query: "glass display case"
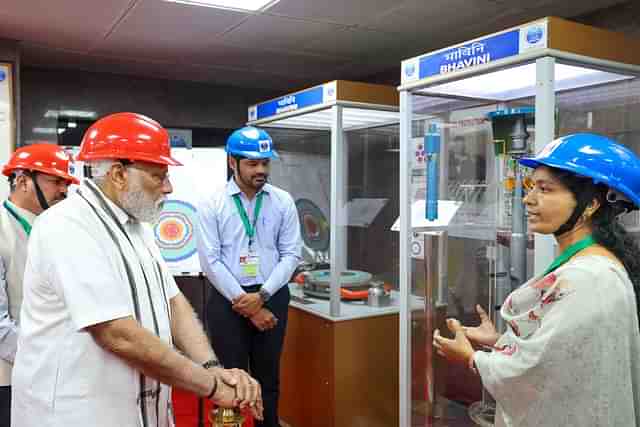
(248, 80, 401, 319)
(247, 81, 401, 427)
(397, 17, 640, 427)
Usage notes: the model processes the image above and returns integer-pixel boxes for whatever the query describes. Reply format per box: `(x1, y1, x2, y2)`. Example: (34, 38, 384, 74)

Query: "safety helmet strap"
(30, 172, 51, 211)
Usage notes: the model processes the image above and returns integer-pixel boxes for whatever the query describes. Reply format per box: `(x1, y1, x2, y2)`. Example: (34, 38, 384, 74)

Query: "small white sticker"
(520, 21, 548, 53)
(401, 58, 420, 84)
(258, 140, 270, 152)
(323, 81, 337, 103)
(248, 106, 257, 121)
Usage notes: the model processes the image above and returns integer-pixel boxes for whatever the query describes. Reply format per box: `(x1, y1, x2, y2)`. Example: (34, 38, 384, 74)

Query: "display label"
(250, 84, 326, 121)
(419, 30, 519, 79)
(401, 20, 548, 84)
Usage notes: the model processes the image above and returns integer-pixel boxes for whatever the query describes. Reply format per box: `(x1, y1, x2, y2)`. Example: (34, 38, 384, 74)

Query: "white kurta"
(474, 255, 640, 426)
(11, 180, 180, 427)
(0, 200, 36, 386)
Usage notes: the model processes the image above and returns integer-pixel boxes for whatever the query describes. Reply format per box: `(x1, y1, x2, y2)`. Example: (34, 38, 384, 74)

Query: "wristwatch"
(202, 359, 223, 369)
(258, 287, 272, 303)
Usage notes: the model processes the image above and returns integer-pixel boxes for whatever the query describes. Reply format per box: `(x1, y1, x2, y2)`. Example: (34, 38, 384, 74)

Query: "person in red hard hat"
(0, 143, 77, 427)
(11, 113, 263, 427)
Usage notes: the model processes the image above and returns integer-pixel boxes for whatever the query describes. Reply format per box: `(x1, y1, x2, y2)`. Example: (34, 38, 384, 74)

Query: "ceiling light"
(163, 0, 279, 12)
(44, 110, 97, 119)
(33, 127, 57, 135)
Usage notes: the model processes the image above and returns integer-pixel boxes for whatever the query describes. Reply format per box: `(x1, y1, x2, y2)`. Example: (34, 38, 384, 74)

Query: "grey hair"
(86, 160, 117, 187)
(8, 170, 27, 193)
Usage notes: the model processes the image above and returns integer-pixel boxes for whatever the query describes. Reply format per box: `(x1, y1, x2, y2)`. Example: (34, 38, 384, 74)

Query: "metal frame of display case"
(247, 80, 399, 317)
(397, 16, 640, 426)
(0, 62, 15, 201)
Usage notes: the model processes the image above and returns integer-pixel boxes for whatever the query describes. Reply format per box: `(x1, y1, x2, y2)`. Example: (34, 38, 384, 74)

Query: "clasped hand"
(209, 367, 264, 421)
(433, 304, 499, 366)
(232, 293, 263, 317)
(232, 294, 278, 331)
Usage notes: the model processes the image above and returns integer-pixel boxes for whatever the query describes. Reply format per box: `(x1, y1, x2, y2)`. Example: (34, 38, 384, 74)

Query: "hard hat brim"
(228, 149, 279, 160)
(77, 152, 183, 167)
(519, 156, 640, 208)
(2, 165, 80, 185)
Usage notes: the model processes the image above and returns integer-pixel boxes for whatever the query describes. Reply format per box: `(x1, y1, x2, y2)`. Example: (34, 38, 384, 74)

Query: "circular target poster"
(154, 200, 198, 263)
(295, 198, 329, 253)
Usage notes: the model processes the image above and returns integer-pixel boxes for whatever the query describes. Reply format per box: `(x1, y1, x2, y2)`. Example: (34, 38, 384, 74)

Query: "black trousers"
(0, 385, 10, 427)
(206, 285, 289, 427)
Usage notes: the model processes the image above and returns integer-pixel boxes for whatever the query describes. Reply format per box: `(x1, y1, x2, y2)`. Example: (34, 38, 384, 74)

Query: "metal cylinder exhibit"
(425, 123, 441, 221)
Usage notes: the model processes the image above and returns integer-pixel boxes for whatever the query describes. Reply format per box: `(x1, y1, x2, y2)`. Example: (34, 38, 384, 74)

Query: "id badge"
(239, 250, 260, 279)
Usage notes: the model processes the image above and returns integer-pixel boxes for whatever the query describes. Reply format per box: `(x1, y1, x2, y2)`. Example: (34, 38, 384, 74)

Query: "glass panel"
(266, 128, 332, 269)
(556, 72, 640, 233)
(409, 89, 536, 426)
(267, 119, 401, 426)
(343, 123, 400, 290)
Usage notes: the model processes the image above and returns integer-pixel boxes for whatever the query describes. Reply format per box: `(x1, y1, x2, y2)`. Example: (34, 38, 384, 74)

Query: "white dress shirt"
(196, 178, 302, 301)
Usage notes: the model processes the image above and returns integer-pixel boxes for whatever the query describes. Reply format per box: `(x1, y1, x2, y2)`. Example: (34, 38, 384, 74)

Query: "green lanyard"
(232, 192, 264, 243)
(3, 200, 32, 236)
(542, 235, 595, 276)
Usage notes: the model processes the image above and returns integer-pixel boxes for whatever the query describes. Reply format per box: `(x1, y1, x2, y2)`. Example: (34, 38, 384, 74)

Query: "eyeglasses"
(38, 175, 71, 187)
(120, 163, 170, 186)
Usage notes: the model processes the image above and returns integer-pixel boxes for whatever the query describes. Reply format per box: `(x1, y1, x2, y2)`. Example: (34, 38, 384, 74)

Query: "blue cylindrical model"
(425, 123, 440, 221)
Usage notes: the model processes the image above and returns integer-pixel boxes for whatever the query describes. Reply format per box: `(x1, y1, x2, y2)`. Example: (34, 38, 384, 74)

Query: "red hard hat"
(2, 144, 80, 184)
(77, 112, 182, 166)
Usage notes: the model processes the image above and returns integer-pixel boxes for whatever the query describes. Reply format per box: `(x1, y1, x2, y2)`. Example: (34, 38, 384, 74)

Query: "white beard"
(119, 175, 165, 223)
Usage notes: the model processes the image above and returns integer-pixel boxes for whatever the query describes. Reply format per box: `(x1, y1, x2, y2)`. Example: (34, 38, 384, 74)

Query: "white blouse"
(474, 255, 640, 427)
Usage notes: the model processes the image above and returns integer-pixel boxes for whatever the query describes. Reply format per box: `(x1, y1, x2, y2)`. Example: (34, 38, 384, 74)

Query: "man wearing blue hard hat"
(196, 126, 302, 427)
(435, 133, 640, 426)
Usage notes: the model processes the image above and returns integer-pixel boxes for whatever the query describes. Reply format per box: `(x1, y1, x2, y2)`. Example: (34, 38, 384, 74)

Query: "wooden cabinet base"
(279, 307, 399, 427)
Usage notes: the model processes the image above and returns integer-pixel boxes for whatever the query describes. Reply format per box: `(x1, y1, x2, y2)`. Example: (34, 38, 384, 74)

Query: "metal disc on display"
(295, 198, 329, 252)
(306, 269, 372, 288)
(154, 200, 198, 263)
(302, 269, 373, 299)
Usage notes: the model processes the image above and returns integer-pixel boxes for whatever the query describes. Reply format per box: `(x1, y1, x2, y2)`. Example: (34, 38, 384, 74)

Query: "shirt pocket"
(258, 214, 280, 250)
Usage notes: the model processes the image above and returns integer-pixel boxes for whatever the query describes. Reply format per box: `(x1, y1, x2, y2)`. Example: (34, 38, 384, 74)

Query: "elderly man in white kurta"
(11, 112, 263, 427)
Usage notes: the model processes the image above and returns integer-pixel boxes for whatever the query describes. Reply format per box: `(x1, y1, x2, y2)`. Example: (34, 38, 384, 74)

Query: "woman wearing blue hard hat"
(434, 133, 640, 426)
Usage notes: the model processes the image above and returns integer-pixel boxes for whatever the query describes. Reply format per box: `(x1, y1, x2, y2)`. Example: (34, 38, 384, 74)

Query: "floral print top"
(474, 255, 640, 427)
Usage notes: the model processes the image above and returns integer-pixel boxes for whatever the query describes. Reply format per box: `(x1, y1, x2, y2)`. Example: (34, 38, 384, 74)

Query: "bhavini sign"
(419, 30, 520, 79)
(401, 21, 548, 84)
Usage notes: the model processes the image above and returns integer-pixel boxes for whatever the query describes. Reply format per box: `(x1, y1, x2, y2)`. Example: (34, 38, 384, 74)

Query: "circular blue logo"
(526, 26, 543, 45)
(405, 63, 416, 78)
(0, 70, 5, 82)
